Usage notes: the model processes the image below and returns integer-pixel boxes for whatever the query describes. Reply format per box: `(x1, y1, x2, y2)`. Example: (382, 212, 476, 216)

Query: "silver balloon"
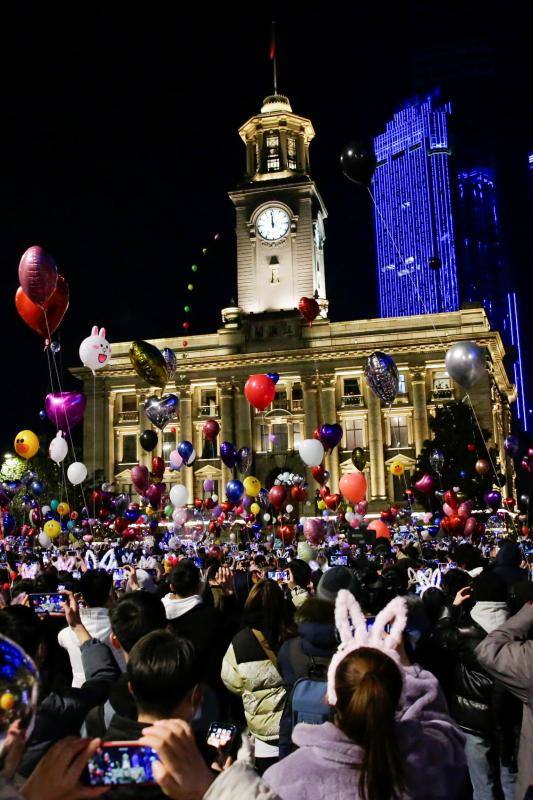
(364, 351, 399, 404)
(445, 341, 486, 390)
(144, 394, 179, 430)
(429, 448, 445, 474)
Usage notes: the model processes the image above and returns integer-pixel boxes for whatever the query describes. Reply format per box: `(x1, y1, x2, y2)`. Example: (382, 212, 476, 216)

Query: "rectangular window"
(202, 438, 218, 458)
(273, 390, 288, 410)
(433, 371, 451, 391)
(272, 423, 288, 452)
(260, 424, 269, 452)
(266, 131, 280, 172)
(390, 415, 409, 447)
(398, 374, 407, 394)
(345, 418, 364, 449)
(122, 394, 137, 412)
(343, 378, 360, 396)
(122, 434, 137, 463)
(267, 156, 280, 172)
(293, 422, 302, 448)
(163, 430, 176, 462)
(287, 136, 297, 169)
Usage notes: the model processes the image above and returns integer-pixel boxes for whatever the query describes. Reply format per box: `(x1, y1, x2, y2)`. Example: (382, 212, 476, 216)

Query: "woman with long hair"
(221, 579, 294, 774)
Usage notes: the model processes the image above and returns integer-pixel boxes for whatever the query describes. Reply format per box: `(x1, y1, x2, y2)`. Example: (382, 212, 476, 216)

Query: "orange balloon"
(339, 470, 367, 504)
(368, 519, 391, 539)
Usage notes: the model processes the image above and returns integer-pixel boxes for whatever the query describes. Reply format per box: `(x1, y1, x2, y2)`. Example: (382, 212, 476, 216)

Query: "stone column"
(321, 374, 340, 492)
(105, 387, 115, 483)
(302, 375, 318, 438)
(83, 378, 106, 478)
(234, 382, 252, 450)
(410, 369, 429, 455)
(218, 381, 235, 490)
(365, 384, 386, 500)
(177, 384, 194, 501)
(137, 391, 152, 468)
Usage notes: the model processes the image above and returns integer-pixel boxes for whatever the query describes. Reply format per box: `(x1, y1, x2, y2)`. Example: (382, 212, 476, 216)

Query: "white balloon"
(49, 431, 68, 464)
(229, 533, 236, 542)
(41, 505, 51, 516)
(186, 448, 196, 466)
(263, 513, 271, 522)
(170, 484, 188, 507)
(286, 504, 294, 513)
(38, 532, 51, 549)
(298, 439, 325, 467)
(67, 461, 88, 485)
(211, 494, 218, 503)
(79, 325, 112, 372)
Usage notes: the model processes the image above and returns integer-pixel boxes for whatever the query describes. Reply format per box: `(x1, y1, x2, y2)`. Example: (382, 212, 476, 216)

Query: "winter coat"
(263, 717, 466, 800)
(168, 601, 232, 690)
(277, 615, 337, 757)
(57, 606, 126, 687)
(493, 543, 528, 587)
(475, 602, 533, 800)
(221, 627, 286, 742)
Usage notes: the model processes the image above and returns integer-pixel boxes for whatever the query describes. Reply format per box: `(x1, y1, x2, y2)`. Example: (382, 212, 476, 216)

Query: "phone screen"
(84, 743, 159, 786)
(113, 568, 125, 582)
(206, 722, 237, 749)
(29, 593, 67, 614)
(194, 558, 205, 569)
(267, 570, 288, 582)
(329, 554, 348, 567)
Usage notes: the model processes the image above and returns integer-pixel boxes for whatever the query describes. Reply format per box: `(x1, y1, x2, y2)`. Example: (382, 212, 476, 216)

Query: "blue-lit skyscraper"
(373, 97, 459, 317)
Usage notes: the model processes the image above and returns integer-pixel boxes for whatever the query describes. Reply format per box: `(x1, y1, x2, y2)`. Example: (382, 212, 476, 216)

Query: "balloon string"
(367, 186, 501, 490)
(93, 375, 96, 518)
(464, 394, 500, 489)
(43, 309, 94, 537)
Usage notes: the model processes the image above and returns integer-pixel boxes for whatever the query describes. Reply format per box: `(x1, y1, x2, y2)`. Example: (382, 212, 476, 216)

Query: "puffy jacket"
(221, 627, 285, 742)
(431, 608, 501, 736)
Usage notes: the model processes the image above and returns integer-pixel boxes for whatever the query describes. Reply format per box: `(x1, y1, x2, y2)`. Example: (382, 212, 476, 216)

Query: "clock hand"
(271, 211, 274, 228)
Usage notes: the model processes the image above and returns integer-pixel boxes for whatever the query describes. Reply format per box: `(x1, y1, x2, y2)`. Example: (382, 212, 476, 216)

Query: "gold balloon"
(14, 430, 39, 459)
(57, 502, 70, 516)
(129, 340, 169, 388)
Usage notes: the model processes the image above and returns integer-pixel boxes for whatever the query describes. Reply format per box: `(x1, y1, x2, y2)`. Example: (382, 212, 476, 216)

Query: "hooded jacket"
(221, 626, 286, 742)
(263, 716, 466, 800)
(493, 543, 528, 587)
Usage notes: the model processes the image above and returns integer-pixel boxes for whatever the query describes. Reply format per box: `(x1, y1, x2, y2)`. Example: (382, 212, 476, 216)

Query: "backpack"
(288, 637, 332, 728)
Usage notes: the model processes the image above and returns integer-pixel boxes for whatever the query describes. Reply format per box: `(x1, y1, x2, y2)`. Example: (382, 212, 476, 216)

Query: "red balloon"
(463, 516, 477, 537)
(467, 444, 476, 453)
(380, 508, 395, 523)
(290, 485, 307, 502)
(339, 471, 367, 504)
(298, 296, 320, 324)
(244, 374, 276, 411)
(279, 524, 295, 545)
(319, 485, 330, 499)
(325, 493, 342, 510)
(313, 427, 322, 442)
(203, 419, 220, 441)
(448, 514, 465, 535)
(18, 245, 58, 307)
(114, 517, 128, 534)
(444, 490, 459, 510)
(368, 519, 390, 539)
(311, 465, 326, 485)
(268, 485, 287, 510)
(151, 456, 165, 478)
(15, 275, 69, 338)
(220, 501, 234, 513)
(194, 498, 203, 510)
(503, 497, 515, 509)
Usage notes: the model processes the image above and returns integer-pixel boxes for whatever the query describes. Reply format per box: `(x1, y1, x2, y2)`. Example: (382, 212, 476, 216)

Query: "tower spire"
(270, 20, 278, 95)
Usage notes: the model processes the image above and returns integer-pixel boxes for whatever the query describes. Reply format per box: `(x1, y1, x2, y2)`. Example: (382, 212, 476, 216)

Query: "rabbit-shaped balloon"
(327, 589, 408, 704)
(79, 325, 111, 373)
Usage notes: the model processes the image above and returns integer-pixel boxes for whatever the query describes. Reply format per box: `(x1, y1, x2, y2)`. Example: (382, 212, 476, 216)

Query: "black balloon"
(139, 429, 159, 452)
(340, 142, 376, 187)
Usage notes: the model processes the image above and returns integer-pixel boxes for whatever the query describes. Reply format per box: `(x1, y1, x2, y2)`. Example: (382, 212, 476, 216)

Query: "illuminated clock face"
(256, 207, 290, 242)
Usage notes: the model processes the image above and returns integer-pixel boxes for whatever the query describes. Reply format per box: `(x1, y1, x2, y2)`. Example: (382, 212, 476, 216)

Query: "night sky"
(0, 4, 531, 453)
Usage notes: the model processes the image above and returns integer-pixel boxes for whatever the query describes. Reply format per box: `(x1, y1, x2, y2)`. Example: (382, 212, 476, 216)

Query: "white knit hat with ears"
(407, 566, 443, 597)
(326, 590, 408, 705)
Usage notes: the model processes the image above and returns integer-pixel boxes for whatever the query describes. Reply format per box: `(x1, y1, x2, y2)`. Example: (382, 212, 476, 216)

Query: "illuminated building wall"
(373, 97, 459, 317)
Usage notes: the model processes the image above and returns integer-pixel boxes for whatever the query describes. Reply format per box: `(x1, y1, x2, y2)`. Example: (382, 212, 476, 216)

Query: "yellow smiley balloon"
(43, 520, 61, 539)
(243, 476, 261, 497)
(14, 430, 39, 460)
(390, 460, 405, 477)
(250, 502, 260, 515)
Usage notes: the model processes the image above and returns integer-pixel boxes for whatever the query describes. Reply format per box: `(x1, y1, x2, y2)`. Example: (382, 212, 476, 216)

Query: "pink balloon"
(368, 519, 390, 539)
(442, 502, 455, 517)
(414, 473, 435, 494)
(356, 501, 368, 514)
(172, 508, 189, 527)
(423, 512, 433, 524)
(349, 516, 361, 529)
(18, 245, 58, 307)
(339, 471, 367, 504)
(458, 501, 474, 521)
(131, 464, 149, 492)
(169, 450, 183, 470)
(303, 517, 325, 546)
(464, 516, 477, 537)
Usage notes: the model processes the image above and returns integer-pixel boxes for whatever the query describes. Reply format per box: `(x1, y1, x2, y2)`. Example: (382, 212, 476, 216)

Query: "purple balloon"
(484, 490, 502, 510)
(131, 464, 149, 492)
(303, 517, 325, 546)
(45, 392, 87, 430)
(18, 245, 58, 306)
(236, 446, 253, 474)
(169, 450, 183, 470)
(319, 423, 343, 451)
(414, 473, 436, 494)
(220, 441, 237, 469)
(203, 479, 215, 493)
(145, 483, 162, 509)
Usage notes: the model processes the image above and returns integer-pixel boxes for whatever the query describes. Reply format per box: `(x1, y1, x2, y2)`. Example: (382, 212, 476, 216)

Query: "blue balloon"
(30, 480, 44, 496)
(226, 480, 245, 504)
(266, 373, 280, 384)
(177, 440, 194, 462)
(124, 507, 140, 523)
(39, 410, 46, 421)
(2, 513, 15, 535)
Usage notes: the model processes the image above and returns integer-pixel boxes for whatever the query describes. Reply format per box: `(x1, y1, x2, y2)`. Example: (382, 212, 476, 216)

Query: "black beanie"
(472, 570, 508, 603)
(317, 566, 358, 604)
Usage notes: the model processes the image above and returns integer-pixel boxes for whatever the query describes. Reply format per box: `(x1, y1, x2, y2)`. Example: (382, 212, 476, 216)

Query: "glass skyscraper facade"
(373, 96, 459, 317)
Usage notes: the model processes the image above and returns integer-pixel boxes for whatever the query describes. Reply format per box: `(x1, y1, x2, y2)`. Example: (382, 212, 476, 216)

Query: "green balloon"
(164, 504, 174, 518)
(351, 447, 367, 471)
(187, 284, 194, 291)
(191, 264, 198, 273)
(184, 305, 190, 313)
(50, 499, 59, 511)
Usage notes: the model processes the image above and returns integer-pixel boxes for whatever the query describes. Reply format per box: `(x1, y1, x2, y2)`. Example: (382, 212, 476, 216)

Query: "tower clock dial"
(256, 207, 290, 242)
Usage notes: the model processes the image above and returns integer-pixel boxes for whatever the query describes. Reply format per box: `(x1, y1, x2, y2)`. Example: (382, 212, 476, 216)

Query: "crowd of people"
(0, 526, 532, 800)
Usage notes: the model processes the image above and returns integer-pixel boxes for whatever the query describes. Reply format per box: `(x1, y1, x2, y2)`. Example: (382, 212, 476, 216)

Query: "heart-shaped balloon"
(144, 394, 179, 430)
(15, 275, 69, 338)
(311, 465, 327, 485)
(45, 392, 87, 430)
(414, 473, 436, 494)
(319, 423, 343, 451)
(325, 493, 342, 510)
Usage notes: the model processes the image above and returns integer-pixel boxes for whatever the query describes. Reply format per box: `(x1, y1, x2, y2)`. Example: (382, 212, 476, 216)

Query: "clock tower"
(229, 93, 328, 315)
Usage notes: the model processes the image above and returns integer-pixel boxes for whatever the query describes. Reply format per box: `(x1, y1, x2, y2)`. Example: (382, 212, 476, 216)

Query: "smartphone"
(83, 742, 159, 786)
(113, 568, 125, 582)
(267, 569, 289, 582)
(144, 568, 158, 578)
(329, 554, 348, 567)
(206, 722, 237, 750)
(365, 617, 390, 633)
(29, 593, 67, 614)
(72, 569, 81, 580)
(194, 558, 205, 569)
